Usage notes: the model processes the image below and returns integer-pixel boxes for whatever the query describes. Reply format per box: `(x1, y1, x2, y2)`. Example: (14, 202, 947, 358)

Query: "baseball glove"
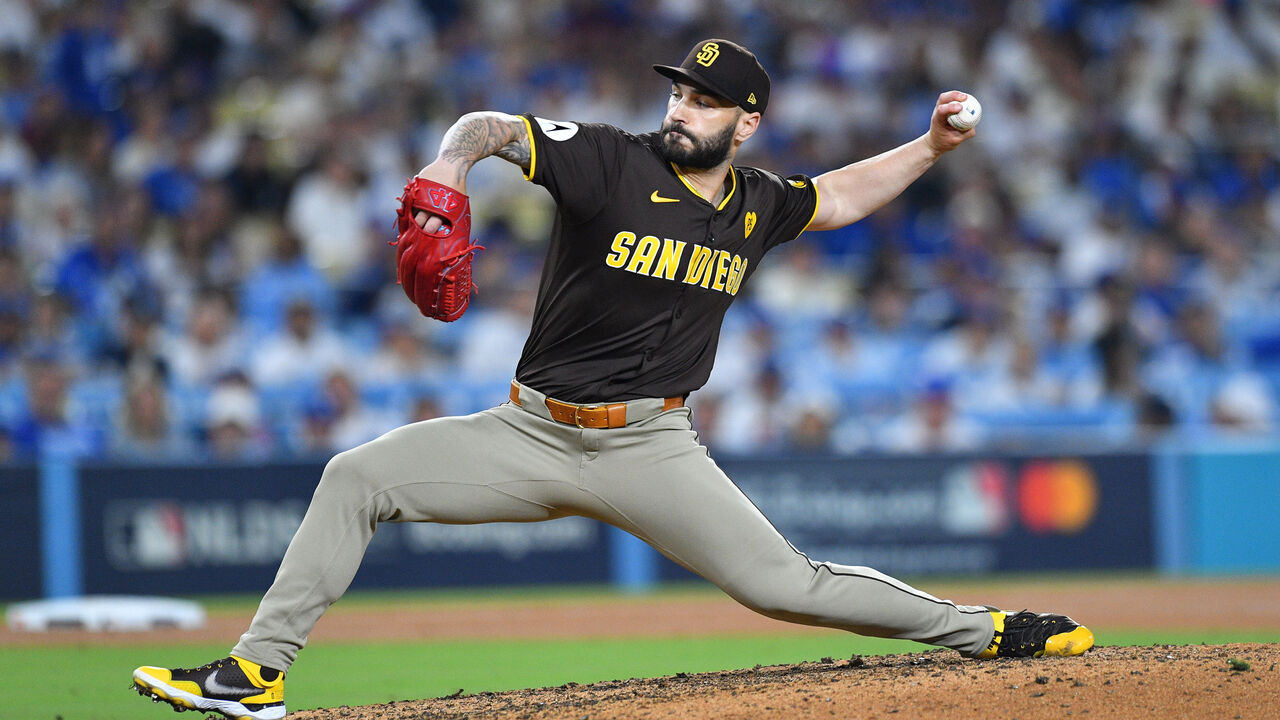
(392, 177, 484, 322)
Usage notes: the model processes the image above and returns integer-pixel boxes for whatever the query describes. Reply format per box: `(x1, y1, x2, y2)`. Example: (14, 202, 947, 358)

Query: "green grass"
(4, 579, 1277, 720)
(4, 629, 1279, 720)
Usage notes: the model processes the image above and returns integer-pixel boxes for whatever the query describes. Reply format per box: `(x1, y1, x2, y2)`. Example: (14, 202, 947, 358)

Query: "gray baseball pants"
(232, 381, 996, 671)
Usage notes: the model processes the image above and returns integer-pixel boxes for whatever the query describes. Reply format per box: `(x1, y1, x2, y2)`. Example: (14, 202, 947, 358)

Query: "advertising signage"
(687, 452, 1154, 578)
(77, 463, 610, 595)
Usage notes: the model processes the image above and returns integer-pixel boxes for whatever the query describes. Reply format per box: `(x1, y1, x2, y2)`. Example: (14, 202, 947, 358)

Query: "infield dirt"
(285, 577, 1279, 719)
(288, 643, 1279, 720)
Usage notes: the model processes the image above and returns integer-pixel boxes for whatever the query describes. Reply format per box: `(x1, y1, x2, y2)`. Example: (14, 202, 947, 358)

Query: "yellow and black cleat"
(977, 610, 1095, 659)
(132, 655, 285, 720)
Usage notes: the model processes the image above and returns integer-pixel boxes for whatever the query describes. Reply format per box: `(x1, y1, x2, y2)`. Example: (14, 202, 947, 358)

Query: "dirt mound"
(288, 643, 1278, 720)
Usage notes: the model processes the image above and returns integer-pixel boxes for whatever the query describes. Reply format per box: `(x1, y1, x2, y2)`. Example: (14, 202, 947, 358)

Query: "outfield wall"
(3, 445, 1277, 601)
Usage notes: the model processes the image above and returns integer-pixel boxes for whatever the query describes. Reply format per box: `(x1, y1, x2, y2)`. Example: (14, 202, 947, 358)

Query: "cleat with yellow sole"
(975, 610, 1095, 659)
(131, 656, 285, 720)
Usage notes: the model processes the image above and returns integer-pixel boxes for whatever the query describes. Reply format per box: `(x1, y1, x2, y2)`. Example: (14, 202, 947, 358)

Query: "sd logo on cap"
(695, 42, 720, 67)
(653, 38, 770, 113)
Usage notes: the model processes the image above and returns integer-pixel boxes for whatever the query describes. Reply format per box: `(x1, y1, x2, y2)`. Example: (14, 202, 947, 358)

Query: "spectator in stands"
(250, 299, 348, 388)
(752, 240, 857, 324)
(878, 378, 983, 454)
(24, 293, 84, 371)
(285, 153, 369, 283)
(920, 307, 1012, 401)
(716, 363, 797, 455)
(703, 316, 777, 398)
(0, 247, 29, 375)
(855, 280, 923, 398)
(0, 176, 25, 249)
(315, 369, 400, 452)
(964, 336, 1060, 413)
(203, 371, 272, 461)
(1037, 300, 1104, 408)
(143, 132, 203, 217)
(294, 400, 336, 457)
(1144, 300, 1270, 428)
(1129, 238, 1186, 349)
(112, 101, 172, 184)
(407, 395, 443, 424)
(167, 287, 247, 388)
(686, 390, 727, 450)
(788, 399, 837, 453)
(10, 355, 101, 458)
(239, 222, 336, 336)
(145, 182, 240, 324)
(225, 131, 290, 215)
(1210, 375, 1275, 436)
(455, 281, 535, 387)
(360, 318, 446, 389)
(1058, 200, 1131, 290)
(1191, 232, 1279, 342)
(0, 303, 22, 379)
(1085, 274, 1144, 401)
(803, 318, 911, 410)
(99, 294, 169, 381)
(53, 196, 153, 357)
(1135, 392, 1177, 441)
(111, 370, 192, 460)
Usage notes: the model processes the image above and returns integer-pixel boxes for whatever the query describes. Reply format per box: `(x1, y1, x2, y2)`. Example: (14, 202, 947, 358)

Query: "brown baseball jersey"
(514, 114, 819, 403)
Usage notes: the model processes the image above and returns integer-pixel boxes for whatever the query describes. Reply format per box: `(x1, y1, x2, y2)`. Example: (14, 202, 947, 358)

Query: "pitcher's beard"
(659, 121, 735, 169)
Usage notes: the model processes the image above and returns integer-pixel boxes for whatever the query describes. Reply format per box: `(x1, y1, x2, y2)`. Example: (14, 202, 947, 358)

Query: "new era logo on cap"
(653, 38, 771, 113)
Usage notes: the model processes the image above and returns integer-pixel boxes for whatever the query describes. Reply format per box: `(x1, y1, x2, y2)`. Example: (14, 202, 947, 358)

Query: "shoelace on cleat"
(190, 659, 228, 673)
(993, 611, 1075, 656)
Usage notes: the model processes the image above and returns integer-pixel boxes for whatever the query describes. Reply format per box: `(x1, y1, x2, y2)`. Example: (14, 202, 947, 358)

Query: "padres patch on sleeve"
(535, 117, 579, 141)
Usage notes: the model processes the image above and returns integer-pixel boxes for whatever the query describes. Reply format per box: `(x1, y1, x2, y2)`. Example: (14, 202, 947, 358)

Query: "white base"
(6, 595, 206, 631)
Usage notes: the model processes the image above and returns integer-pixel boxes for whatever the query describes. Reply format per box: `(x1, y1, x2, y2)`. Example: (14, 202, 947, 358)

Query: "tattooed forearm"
(438, 112, 531, 174)
(495, 136, 531, 168)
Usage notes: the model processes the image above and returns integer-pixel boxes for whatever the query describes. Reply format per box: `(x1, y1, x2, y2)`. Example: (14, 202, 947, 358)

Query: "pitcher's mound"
(289, 642, 1278, 719)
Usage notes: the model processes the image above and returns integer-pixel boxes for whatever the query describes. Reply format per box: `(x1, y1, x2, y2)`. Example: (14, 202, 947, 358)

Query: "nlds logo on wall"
(104, 499, 306, 571)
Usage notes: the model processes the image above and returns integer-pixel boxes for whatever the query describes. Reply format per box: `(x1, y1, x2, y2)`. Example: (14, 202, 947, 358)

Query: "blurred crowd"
(0, 0, 1279, 462)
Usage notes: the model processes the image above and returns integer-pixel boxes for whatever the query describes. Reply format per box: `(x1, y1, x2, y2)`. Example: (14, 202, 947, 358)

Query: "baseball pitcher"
(133, 39, 1092, 720)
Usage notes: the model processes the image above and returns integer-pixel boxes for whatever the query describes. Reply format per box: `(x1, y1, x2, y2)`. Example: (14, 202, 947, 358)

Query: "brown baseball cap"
(653, 39, 770, 114)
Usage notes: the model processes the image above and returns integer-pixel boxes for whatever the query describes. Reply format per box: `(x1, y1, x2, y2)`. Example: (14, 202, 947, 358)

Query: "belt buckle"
(574, 404, 599, 428)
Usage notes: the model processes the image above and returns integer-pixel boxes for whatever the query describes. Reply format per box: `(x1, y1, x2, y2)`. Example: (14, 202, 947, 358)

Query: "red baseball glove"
(391, 177, 484, 322)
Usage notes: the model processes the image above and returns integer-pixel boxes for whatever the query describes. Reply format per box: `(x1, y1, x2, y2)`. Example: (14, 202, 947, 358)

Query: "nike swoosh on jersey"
(650, 191, 680, 203)
(204, 672, 263, 700)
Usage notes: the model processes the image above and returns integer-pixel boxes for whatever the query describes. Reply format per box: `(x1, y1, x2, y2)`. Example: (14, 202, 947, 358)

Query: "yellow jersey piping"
(520, 115, 537, 181)
(799, 180, 821, 235)
(670, 163, 737, 211)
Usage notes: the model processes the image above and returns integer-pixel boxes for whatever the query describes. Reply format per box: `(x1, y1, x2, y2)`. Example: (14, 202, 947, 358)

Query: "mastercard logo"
(1017, 460, 1099, 534)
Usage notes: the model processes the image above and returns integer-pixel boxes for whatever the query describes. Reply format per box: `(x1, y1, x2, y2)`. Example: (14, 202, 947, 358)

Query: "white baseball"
(947, 94, 982, 131)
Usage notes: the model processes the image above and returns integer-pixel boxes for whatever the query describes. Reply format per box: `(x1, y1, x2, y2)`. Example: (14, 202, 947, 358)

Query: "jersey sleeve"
(762, 172, 821, 251)
(521, 113, 629, 223)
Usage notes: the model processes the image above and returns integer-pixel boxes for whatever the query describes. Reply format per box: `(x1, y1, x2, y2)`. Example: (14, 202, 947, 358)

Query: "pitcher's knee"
(728, 582, 814, 622)
(314, 446, 382, 503)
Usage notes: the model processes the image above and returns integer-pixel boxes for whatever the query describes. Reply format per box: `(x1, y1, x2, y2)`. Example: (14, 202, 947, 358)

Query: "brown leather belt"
(509, 381, 683, 429)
